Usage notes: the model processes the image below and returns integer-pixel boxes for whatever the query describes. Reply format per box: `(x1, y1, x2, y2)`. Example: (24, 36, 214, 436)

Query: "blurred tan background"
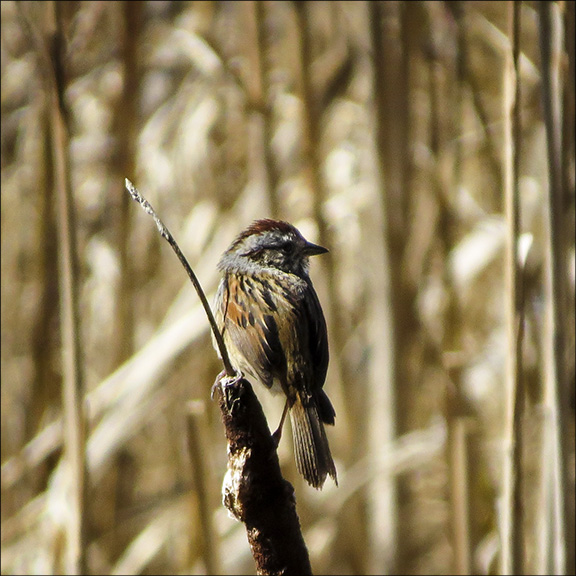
(1, 1, 574, 575)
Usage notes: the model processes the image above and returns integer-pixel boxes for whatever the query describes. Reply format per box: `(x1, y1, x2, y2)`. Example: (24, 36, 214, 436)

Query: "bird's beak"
(303, 241, 328, 256)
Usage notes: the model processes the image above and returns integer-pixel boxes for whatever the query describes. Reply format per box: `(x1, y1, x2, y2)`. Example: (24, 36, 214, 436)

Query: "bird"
(214, 219, 337, 489)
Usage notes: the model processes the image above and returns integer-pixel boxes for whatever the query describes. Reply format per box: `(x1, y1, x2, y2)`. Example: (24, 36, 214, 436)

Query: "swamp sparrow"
(214, 219, 337, 489)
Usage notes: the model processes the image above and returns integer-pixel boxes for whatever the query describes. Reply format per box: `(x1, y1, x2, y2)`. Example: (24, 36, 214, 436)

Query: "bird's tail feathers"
(290, 395, 337, 489)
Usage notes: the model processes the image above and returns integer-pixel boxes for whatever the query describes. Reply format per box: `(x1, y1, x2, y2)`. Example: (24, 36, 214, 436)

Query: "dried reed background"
(1, 1, 574, 575)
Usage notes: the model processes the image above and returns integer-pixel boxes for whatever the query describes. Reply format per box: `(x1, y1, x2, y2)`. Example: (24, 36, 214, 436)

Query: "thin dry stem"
(447, 6, 473, 574)
(124, 178, 235, 377)
(538, 2, 574, 574)
(501, 3, 525, 574)
(365, 2, 403, 573)
(425, 4, 474, 574)
(186, 401, 220, 575)
(47, 2, 88, 573)
(112, 1, 143, 367)
(245, 0, 280, 218)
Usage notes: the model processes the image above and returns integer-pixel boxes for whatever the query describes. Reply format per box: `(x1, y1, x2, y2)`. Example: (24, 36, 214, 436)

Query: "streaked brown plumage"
(214, 219, 337, 489)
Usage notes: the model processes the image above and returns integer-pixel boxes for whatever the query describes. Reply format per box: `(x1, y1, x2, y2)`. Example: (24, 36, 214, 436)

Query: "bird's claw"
(211, 369, 243, 400)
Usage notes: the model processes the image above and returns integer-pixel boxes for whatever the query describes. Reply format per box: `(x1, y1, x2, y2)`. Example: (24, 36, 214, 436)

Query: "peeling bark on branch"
(215, 377, 312, 576)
